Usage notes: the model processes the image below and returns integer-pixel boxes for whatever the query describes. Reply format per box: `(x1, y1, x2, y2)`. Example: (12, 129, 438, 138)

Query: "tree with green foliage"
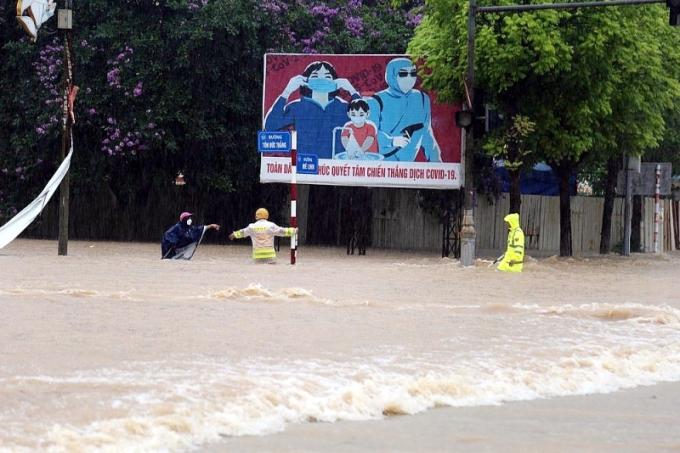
(408, 0, 680, 256)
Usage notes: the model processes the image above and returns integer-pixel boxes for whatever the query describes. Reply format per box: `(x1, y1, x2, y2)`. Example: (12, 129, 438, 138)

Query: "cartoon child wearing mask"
(340, 99, 378, 159)
(366, 58, 442, 162)
(264, 61, 361, 160)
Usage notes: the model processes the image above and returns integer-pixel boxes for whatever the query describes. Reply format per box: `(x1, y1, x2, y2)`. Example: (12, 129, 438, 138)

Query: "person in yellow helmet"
(497, 212, 524, 272)
(229, 208, 297, 264)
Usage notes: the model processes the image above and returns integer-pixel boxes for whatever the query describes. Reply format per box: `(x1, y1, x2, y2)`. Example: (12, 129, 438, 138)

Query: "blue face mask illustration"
(350, 116, 366, 126)
(306, 78, 336, 93)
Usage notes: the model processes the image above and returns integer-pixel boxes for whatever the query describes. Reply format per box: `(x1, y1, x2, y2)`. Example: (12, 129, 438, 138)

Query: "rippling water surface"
(2, 239, 679, 452)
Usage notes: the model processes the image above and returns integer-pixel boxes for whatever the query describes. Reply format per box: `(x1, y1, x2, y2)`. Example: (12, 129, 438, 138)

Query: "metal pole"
(478, 0, 663, 14)
(290, 131, 297, 265)
(654, 163, 660, 253)
(459, 0, 477, 267)
(622, 154, 632, 256)
(58, 1, 74, 256)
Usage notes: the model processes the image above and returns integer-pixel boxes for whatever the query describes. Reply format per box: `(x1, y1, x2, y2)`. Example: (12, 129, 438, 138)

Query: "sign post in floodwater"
(258, 130, 298, 265)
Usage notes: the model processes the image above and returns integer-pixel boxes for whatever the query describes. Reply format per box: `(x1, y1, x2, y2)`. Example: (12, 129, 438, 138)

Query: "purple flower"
(345, 16, 363, 37)
(107, 68, 120, 86)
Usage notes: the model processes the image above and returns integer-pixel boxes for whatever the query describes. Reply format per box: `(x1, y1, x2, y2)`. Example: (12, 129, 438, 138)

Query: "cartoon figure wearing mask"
(264, 61, 360, 160)
(367, 58, 442, 162)
(340, 99, 378, 159)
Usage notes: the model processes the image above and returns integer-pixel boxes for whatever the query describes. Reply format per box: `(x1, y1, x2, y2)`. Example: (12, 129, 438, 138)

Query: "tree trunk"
(631, 195, 642, 252)
(599, 157, 619, 254)
(501, 92, 522, 215)
(508, 168, 522, 214)
(555, 159, 574, 257)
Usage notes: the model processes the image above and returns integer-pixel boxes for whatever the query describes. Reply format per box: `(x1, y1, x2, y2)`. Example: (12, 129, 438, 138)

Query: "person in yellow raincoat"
(229, 208, 297, 264)
(497, 212, 524, 272)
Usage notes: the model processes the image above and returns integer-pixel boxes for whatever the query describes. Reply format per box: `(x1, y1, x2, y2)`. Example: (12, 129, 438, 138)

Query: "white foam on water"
(1, 330, 679, 453)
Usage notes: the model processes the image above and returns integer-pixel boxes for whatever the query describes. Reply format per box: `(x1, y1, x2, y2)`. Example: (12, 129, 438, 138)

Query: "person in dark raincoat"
(498, 212, 525, 272)
(161, 212, 220, 260)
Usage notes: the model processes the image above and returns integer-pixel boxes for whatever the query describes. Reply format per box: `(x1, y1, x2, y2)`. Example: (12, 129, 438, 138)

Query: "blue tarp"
(494, 162, 576, 196)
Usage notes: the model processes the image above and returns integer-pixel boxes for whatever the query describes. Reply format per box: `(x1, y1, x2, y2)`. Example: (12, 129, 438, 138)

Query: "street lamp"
(455, 109, 475, 130)
(458, 0, 478, 267)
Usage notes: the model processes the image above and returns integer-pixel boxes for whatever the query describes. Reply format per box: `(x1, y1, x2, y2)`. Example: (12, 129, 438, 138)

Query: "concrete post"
(460, 209, 476, 266)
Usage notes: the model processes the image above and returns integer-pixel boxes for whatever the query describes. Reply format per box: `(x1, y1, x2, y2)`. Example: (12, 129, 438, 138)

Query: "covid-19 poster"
(260, 54, 463, 189)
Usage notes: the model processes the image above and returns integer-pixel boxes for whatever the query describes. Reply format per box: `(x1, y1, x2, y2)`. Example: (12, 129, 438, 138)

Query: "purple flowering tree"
(0, 0, 424, 239)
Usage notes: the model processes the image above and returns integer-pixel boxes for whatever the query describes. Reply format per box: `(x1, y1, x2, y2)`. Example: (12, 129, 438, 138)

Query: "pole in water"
(290, 130, 297, 265)
(654, 163, 660, 253)
(488, 253, 504, 268)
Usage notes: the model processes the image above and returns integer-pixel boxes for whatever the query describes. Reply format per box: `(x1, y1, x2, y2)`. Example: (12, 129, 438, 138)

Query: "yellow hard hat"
(255, 208, 269, 220)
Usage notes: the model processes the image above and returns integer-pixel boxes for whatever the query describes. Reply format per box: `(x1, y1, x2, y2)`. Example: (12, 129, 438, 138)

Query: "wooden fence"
(24, 183, 679, 255)
(367, 189, 679, 254)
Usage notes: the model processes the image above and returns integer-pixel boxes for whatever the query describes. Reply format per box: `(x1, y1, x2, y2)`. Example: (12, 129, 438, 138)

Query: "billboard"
(261, 54, 463, 189)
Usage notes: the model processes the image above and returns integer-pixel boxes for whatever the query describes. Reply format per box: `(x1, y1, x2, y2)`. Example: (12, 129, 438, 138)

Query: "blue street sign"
(297, 154, 318, 174)
(258, 131, 291, 153)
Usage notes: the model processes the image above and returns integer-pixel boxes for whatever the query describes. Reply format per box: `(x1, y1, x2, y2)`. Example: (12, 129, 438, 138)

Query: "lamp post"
(57, 0, 74, 256)
(459, 0, 477, 267)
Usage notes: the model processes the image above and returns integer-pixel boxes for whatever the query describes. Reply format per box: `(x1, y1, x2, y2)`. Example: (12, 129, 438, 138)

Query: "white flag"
(0, 142, 73, 250)
(16, 0, 57, 42)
